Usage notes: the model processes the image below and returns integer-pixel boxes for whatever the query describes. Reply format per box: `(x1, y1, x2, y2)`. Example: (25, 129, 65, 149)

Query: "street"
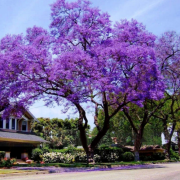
(2, 163, 180, 180)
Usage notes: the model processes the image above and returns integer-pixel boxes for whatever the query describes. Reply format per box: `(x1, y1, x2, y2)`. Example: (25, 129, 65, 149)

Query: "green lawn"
(13, 159, 175, 168)
(0, 169, 38, 174)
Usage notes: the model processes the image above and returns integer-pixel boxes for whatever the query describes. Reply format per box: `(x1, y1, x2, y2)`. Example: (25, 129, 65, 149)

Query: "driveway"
(2, 162, 180, 180)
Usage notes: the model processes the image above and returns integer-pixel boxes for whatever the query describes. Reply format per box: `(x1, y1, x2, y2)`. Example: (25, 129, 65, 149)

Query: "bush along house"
(0, 108, 47, 160)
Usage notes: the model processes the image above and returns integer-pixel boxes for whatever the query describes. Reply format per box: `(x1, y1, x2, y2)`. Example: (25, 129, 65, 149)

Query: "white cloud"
(130, 0, 165, 19)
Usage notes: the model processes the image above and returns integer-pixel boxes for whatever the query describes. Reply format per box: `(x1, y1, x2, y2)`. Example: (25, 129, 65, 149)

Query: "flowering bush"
(74, 152, 87, 162)
(43, 152, 101, 163)
(0, 151, 5, 160)
(43, 152, 74, 163)
(95, 147, 123, 162)
(0, 158, 16, 167)
(93, 154, 101, 162)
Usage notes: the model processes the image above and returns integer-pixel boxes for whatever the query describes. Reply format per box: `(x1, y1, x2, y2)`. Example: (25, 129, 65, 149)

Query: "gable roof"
(0, 106, 38, 122)
(0, 129, 48, 143)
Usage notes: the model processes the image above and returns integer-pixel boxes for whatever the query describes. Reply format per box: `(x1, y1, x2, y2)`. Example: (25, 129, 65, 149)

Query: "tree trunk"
(177, 130, 180, 156)
(165, 140, 171, 159)
(163, 120, 176, 159)
(134, 133, 142, 161)
(87, 126, 109, 163)
(86, 146, 95, 164)
(163, 128, 171, 159)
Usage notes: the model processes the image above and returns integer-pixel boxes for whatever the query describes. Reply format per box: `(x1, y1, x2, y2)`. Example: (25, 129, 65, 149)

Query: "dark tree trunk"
(177, 130, 180, 156)
(75, 91, 127, 164)
(87, 122, 110, 163)
(166, 140, 171, 159)
(134, 132, 143, 161)
(163, 127, 171, 159)
(162, 119, 176, 159)
(123, 106, 148, 161)
(86, 146, 95, 164)
(75, 98, 111, 164)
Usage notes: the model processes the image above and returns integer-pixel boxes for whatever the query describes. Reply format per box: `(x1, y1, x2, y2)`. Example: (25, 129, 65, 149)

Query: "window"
(22, 121, 27, 131)
(6, 119, 9, 129)
(12, 119, 15, 130)
(0, 117, 3, 128)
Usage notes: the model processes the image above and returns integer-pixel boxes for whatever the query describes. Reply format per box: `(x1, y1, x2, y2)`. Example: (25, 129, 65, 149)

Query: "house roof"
(0, 129, 48, 143)
(0, 105, 38, 122)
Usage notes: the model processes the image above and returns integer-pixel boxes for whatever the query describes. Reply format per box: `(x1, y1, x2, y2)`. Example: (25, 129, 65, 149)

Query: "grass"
(0, 169, 38, 174)
(13, 162, 96, 168)
(12, 159, 175, 168)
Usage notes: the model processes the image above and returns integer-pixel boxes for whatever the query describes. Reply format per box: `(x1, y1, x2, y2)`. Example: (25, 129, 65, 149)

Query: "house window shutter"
(0, 117, 3, 128)
(6, 119, 9, 129)
(12, 119, 15, 130)
(22, 121, 27, 131)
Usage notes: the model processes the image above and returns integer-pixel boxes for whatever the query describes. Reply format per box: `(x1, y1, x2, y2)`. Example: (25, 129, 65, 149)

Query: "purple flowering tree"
(154, 31, 180, 159)
(0, 0, 164, 162)
(122, 31, 180, 161)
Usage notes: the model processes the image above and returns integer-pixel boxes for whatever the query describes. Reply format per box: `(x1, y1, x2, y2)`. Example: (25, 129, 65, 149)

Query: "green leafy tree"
(32, 117, 84, 148)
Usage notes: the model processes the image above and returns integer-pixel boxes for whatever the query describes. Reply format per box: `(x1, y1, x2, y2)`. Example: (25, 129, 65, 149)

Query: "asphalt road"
(2, 163, 180, 180)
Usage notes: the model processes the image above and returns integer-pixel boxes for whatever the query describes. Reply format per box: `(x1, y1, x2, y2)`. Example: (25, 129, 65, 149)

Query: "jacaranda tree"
(154, 31, 180, 159)
(0, 0, 164, 162)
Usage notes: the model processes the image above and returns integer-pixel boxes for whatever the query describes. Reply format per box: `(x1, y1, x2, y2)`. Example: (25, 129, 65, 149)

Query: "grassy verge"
(0, 169, 38, 174)
(12, 159, 179, 168)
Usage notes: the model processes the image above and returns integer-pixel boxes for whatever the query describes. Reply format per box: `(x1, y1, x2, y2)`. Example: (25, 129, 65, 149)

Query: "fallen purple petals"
(14, 164, 164, 174)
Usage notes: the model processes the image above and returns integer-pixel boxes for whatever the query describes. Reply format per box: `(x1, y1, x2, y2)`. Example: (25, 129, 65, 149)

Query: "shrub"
(95, 147, 123, 162)
(42, 147, 50, 154)
(122, 152, 134, 161)
(50, 149, 69, 153)
(43, 152, 74, 163)
(66, 145, 76, 154)
(43, 152, 101, 163)
(0, 158, 16, 167)
(50, 148, 85, 154)
(170, 149, 179, 160)
(74, 152, 87, 162)
(99, 144, 109, 149)
(153, 152, 165, 160)
(32, 148, 43, 162)
(0, 151, 5, 160)
(140, 152, 165, 161)
(93, 154, 101, 162)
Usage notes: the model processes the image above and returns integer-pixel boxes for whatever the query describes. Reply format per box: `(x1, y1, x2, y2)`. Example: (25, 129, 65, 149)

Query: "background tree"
(122, 100, 166, 161)
(32, 117, 83, 148)
(154, 31, 180, 159)
(92, 109, 133, 146)
(142, 117, 163, 146)
(175, 121, 180, 155)
(92, 106, 163, 149)
(118, 31, 180, 161)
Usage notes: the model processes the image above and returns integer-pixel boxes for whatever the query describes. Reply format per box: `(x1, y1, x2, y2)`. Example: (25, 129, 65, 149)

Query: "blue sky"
(0, 0, 180, 128)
